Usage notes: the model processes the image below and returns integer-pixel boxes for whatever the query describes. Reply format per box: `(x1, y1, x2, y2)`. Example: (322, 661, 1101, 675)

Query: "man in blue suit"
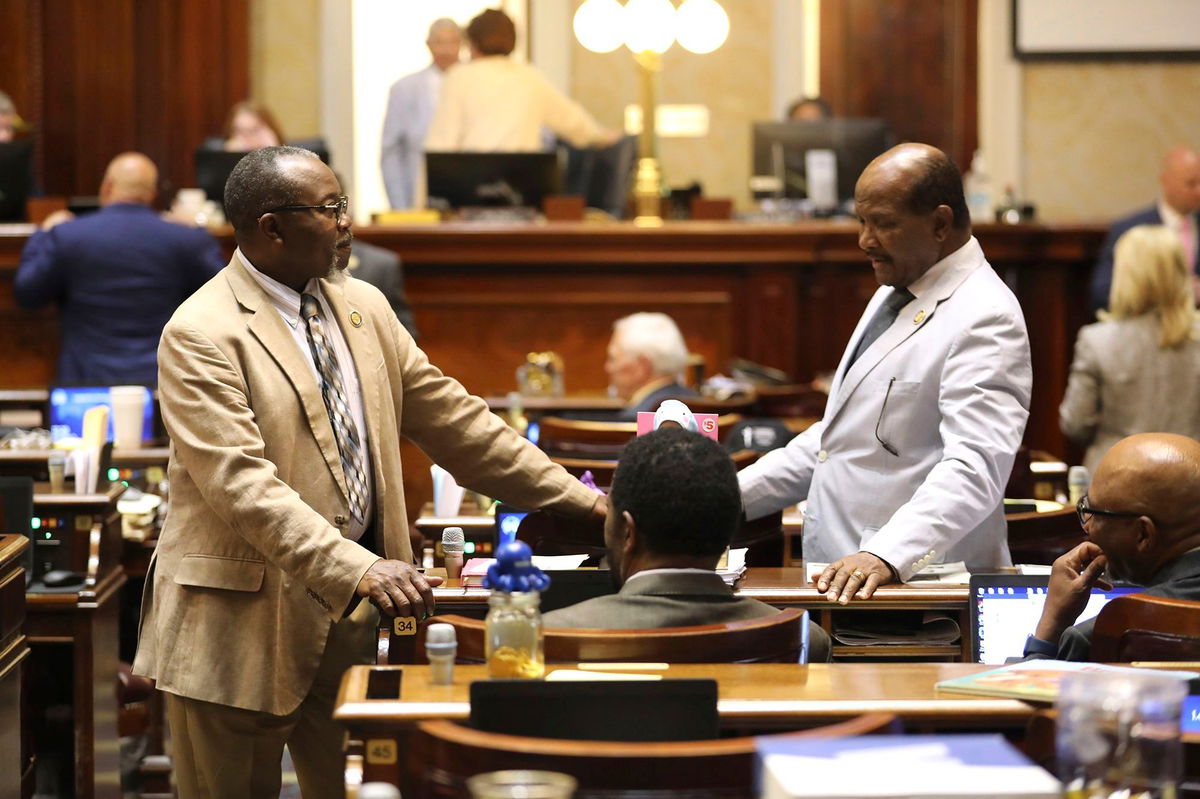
(380, 18, 462, 209)
(15, 152, 224, 386)
(1090, 146, 1200, 312)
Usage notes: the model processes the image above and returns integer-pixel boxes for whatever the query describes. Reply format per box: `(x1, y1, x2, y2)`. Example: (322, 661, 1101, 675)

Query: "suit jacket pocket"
(174, 554, 266, 592)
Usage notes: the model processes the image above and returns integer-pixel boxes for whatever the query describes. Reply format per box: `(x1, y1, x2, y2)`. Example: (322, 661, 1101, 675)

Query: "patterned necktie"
(847, 288, 915, 368)
(300, 293, 369, 522)
(1180, 216, 1196, 276)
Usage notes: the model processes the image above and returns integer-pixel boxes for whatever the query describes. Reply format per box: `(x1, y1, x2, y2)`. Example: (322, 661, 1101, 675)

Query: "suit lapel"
(229, 262, 349, 500)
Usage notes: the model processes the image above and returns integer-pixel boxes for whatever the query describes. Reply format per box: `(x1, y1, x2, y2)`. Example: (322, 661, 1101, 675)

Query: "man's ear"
(1135, 515, 1157, 553)
(258, 213, 284, 244)
(931, 205, 954, 242)
(621, 510, 639, 559)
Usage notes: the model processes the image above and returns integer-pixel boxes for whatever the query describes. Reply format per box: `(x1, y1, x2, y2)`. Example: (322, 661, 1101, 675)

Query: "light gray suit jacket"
(542, 570, 831, 662)
(381, 65, 440, 209)
(739, 238, 1031, 579)
(1059, 315, 1200, 474)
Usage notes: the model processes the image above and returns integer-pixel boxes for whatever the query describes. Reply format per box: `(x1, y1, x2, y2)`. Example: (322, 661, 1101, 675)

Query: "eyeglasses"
(1075, 493, 1144, 529)
(875, 376, 899, 457)
(262, 195, 349, 224)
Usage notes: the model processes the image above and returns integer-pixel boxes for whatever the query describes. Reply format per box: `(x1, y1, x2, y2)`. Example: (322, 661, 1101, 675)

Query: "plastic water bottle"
(482, 541, 549, 679)
(1068, 466, 1090, 507)
(964, 150, 994, 224)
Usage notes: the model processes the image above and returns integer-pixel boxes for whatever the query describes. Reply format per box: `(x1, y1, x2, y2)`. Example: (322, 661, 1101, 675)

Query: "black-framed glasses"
(873, 379, 902, 453)
(262, 195, 349, 224)
(1076, 493, 1144, 528)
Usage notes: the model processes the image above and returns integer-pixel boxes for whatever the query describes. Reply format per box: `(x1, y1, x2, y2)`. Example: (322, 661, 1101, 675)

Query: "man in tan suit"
(132, 146, 603, 798)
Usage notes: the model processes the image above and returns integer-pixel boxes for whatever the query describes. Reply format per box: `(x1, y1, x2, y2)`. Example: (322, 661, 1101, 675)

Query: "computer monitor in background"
(194, 140, 331, 206)
(425, 152, 560, 211)
(47, 386, 155, 446)
(751, 118, 894, 209)
(0, 140, 34, 222)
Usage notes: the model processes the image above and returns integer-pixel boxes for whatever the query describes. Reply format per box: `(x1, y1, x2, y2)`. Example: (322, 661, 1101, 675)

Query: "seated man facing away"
(605, 312, 698, 420)
(544, 426, 832, 662)
(1024, 432, 1200, 661)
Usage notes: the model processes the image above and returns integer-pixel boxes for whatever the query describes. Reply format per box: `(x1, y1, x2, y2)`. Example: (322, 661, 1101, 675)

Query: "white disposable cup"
(109, 386, 147, 450)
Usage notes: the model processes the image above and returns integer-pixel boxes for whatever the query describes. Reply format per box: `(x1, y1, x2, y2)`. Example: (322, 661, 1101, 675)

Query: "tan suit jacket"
(1060, 316, 1200, 473)
(133, 258, 596, 714)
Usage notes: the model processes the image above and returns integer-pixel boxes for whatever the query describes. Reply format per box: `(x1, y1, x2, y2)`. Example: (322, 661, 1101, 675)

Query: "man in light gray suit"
(544, 426, 831, 662)
(381, 18, 461, 209)
(739, 143, 1032, 604)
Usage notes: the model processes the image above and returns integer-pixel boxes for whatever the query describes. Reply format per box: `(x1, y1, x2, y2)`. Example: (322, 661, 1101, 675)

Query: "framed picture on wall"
(1013, 0, 1200, 60)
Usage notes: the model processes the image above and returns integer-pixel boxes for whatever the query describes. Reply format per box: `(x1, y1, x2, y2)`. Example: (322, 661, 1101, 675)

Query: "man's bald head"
(1089, 433, 1200, 582)
(100, 152, 158, 206)
(1160, 146, 1200, 216)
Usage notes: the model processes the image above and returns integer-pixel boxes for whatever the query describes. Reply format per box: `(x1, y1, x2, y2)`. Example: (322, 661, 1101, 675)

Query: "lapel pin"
(349, 311, 363, 328)
(913, 310, 926, 324)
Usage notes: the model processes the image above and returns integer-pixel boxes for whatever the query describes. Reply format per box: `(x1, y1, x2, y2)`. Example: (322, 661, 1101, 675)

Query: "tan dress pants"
(166, 598, 377, 799)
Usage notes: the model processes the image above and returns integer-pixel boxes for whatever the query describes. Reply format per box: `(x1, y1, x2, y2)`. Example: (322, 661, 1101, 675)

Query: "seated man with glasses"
(1023, 432, 1200, 661)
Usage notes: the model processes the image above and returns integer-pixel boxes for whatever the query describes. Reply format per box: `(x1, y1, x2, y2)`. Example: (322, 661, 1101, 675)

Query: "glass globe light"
(623, 0, 677, 55)
(675, 0, 729, 55)
(573, 0, 626, 54)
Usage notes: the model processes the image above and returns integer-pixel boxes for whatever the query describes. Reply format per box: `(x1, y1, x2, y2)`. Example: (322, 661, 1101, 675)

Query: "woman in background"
(1060, 224, 1200, 472)
(223, 100, 284, 151)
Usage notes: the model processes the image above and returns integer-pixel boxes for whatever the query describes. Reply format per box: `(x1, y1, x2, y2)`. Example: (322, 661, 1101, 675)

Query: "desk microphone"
(442, 526, 465, 581)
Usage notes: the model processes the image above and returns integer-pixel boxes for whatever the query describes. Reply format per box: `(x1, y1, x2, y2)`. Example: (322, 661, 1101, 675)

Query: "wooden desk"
(26, 484, 125, 798)
(424, 568, 970, 661)
(335, 662, 1033, 788)
(0, 535, 31, 799)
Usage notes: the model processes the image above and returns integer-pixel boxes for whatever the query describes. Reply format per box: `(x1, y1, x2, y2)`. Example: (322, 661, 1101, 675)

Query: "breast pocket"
(871, 378, 922, 460)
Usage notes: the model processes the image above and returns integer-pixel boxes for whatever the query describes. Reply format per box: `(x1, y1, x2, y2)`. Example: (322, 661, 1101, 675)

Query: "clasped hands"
(816, 551, 897, 603)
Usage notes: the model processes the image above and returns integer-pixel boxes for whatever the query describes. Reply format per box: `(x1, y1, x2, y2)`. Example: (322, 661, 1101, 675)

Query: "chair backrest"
(1005, 506, 1084, 566)
(1090, 593, 1200, 662)
(538, 414, 745, 457)
(752, 383, 829, 418)
(416, 712, 898, 799)
(551, 447, 759, 490)
(400, 608, 807, 666)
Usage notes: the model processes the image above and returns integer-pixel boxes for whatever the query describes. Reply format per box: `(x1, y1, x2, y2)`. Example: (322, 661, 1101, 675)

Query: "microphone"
(652, 399, 698, 432)
(425, 622, 457, 686)
(442, 526, 465, 581)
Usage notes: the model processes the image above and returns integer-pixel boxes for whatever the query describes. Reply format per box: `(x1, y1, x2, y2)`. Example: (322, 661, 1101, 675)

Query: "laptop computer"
(47, 386, 155, 446)
(470, 678, 719, 741)
(970, 573, 1141, 664)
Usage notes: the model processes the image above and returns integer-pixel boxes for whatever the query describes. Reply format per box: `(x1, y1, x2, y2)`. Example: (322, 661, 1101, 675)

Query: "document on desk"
(805, 561, 970, 585)
(758, 734, 1060, 798)
(546, 669, 663, 682)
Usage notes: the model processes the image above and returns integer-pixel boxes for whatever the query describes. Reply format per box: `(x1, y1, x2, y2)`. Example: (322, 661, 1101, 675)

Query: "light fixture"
(572, 0, 730, 225)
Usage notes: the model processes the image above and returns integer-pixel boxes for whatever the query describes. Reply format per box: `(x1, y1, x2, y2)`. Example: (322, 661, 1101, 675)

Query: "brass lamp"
(573, 0, 730, 226)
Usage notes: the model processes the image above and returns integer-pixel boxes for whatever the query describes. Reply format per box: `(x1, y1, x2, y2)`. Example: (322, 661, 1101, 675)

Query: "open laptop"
(970, 573, 1142, 664)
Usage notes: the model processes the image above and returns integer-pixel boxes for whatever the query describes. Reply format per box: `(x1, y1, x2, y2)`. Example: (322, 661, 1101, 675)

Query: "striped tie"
(300, 293, 369, 522)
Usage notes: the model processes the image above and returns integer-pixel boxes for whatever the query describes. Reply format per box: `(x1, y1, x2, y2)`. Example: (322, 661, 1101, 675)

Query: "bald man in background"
(15, 152, 224, 385)
(1090, 146, 1200, 311)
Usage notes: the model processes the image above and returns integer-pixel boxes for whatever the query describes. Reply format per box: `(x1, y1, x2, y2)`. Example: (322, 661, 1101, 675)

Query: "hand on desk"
(1034, 541, 1110, 643)
(356, 559, 443, 618)
(817, 551, 896, 603)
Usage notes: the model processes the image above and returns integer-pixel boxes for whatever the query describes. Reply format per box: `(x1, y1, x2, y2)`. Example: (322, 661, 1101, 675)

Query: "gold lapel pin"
(913, 310, 926, 324)
(349, 311, 363, 328)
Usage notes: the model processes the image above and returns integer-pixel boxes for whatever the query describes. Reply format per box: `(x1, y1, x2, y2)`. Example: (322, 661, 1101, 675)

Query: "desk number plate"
(366, 738, 398, 765)
(393, 616, 417, 636)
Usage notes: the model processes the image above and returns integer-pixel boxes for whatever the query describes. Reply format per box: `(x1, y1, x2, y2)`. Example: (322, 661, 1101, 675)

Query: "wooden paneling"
(820, 0, 979, 170)
(0, 0, 248, 200)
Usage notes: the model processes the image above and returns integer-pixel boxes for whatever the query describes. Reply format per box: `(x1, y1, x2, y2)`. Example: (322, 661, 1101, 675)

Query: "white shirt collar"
(905, 235, 980, 299)
(623, 567, 716, 585)
(236, 248, 322, 329)
(1158, 197, 1187, 231)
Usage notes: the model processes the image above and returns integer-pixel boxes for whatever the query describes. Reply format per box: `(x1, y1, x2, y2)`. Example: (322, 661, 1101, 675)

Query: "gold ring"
(850, 569, 866, 581)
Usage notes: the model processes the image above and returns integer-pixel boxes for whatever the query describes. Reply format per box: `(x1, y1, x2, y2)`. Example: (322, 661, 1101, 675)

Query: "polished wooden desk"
(25, 484, 125, 799)
(423, 568, 970, 661)
(335, 662, 1033, 788)
(0, 535, 32, 799)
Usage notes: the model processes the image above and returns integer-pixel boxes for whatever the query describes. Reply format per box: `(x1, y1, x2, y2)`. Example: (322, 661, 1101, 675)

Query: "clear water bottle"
(1057, 670, 1186, 798)
(1068, 465, 1090, 507)
(482, 541, 550, 679)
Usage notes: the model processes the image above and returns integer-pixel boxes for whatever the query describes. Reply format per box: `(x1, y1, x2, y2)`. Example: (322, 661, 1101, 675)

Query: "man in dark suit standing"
(543, 426, 831, 661)
(345, 240, 418, 339)
(1090, 146, 1200, 312)
(14, 152, 224, 385)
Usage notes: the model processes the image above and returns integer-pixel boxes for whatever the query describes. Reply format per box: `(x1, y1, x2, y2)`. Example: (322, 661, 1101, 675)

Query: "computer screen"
(48, 386, 154, 445)
(425, 152, 560, 210)
(970, 574, 1141, 664)
(0, 140, 34, 222)
(751, 118, 894, 207)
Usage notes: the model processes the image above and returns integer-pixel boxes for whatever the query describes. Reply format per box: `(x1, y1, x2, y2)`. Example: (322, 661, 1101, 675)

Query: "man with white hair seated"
(605, 312, 698, 420)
